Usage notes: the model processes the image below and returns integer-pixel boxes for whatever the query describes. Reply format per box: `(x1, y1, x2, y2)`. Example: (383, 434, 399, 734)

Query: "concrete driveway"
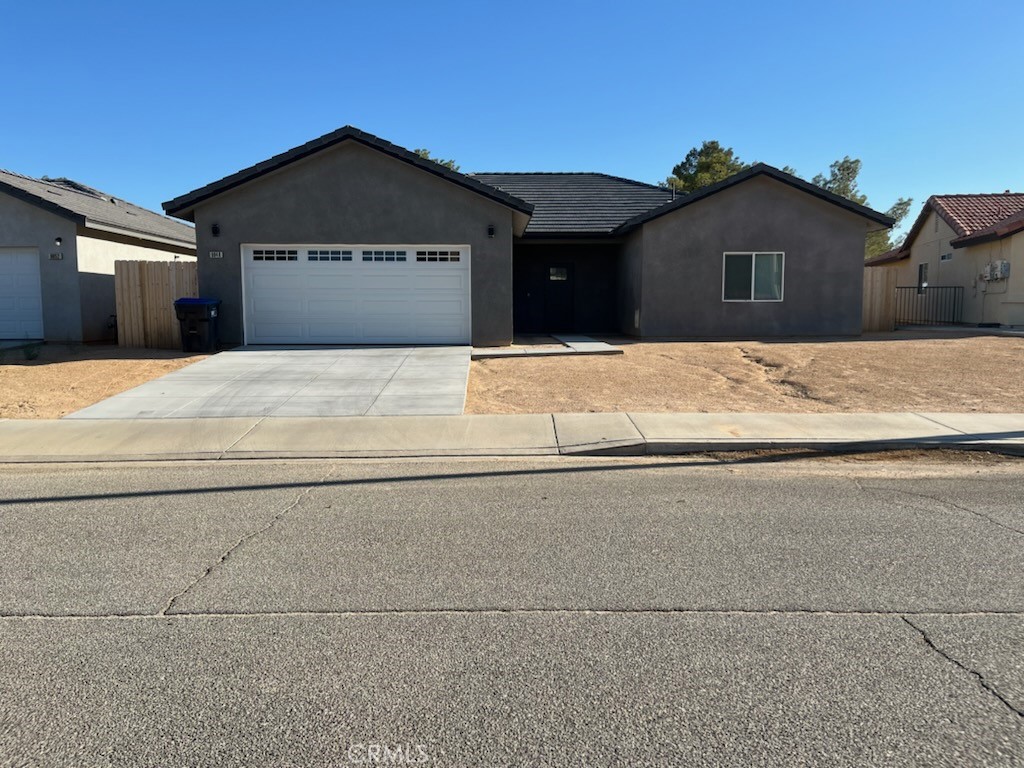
(66, 346, 470, 419)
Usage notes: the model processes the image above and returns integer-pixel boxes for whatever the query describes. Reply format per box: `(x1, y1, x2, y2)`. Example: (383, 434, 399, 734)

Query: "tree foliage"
(413, 148, 460, 172)
(808, 156, 912, 258)
(664, 141, 748, 193)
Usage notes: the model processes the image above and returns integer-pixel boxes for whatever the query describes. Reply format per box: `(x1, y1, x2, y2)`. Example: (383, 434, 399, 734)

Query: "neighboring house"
(866, 193, 1024, 326)
(163, 126, 892, 347)
(0, 171, 196, 342)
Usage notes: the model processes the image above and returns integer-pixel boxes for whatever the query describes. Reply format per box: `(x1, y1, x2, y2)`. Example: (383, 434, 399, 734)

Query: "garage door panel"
(251, 322, 306, 341)
(303, 271, 363, 287)
(244, 244, 470, 344)
(413, 274, 465, 291)
(0, 248, 44, 339)
(306, 299, 358, 314)
(362, 300, 413, 314)
(358, 275, 413, 291)
(251, 296, 305, 315)
(251, 273, 304, 291)
(308, 322, 361, 340)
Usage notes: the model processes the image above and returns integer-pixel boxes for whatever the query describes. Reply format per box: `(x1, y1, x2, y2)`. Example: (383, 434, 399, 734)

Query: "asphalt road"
(0, 455, 1022, 766)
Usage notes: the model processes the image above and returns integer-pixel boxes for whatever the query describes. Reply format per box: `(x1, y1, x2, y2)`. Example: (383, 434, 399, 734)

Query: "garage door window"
(307, 250, 353, 262)
(361, 250, 408, 262)
(253, 249, 298, 261)
(416, 250, 461, 263)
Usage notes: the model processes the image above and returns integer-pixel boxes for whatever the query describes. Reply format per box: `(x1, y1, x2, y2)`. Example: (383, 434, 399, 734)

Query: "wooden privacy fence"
(115, 260, 199, 349)
(862, 267, 897, 332)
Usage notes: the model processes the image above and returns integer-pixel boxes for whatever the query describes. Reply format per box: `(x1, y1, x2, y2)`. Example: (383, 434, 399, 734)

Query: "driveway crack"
(160, 467, 334, 615)
(901, 616, 1023, 719)
(854, 479, 1024, 537)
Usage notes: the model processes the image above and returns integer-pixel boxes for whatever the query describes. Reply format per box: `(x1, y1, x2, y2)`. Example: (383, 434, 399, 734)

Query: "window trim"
(721, 251, 785, 303)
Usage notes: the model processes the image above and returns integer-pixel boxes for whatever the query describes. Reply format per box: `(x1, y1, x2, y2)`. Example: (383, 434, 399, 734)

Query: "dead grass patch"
(0, 344, 207, 419)
(466, 332, 1024, 414)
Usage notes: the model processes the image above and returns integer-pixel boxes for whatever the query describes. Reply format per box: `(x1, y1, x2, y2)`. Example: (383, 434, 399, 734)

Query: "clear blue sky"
(5, 0, 1022, 236)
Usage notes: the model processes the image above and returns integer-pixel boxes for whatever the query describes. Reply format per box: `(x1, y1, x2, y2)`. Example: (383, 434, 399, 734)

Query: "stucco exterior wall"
(637, 176, 872, 337)
(190, 141, 517, 346)
(0, 194, 82, 341)
(618, 228, 644, 335)
(891, 211, 1024, 325)
(76, 229, 195, 342)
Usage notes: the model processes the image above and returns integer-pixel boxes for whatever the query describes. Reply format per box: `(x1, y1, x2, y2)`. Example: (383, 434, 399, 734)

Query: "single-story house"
(162, 126, 892, 347)
(0, 170, 196, 342)
(866, 193, 1024, 326)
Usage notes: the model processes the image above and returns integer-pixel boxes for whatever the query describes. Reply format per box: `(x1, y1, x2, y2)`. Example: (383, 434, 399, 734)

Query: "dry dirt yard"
(0, 345, 207, 419)
(466, 332, 1024, 414)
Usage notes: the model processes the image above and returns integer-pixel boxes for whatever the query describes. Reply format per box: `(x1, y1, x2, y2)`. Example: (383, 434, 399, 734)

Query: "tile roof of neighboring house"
(0, 169, 195, 247)
(932, 193, 1024, 237)
(470, 172, 674, 235)
(880, 193, 1024, 262)
(951, 206, 1024, 247)
(163, 125, 533, 220)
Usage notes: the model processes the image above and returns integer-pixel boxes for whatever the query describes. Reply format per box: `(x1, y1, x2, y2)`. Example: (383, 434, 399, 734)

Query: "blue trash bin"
(173, 298, 221, 353)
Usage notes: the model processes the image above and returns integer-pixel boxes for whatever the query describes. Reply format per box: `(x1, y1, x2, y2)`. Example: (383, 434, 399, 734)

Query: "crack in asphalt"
(902, 616, 1024, 720)
(159, 468, 335, 616)
(854, 479, 1024, 537)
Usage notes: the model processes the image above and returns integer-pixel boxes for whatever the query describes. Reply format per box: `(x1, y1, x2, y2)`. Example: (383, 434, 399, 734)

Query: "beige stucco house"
(0, 170, 196, 343)
(866, 193, 1024, 326)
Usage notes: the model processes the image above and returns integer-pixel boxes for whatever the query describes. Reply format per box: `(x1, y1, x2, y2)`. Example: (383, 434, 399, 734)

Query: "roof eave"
(864, 249, 909, 266)
(162, 127, 534, 219)
(82, 219, 196, 249)
(951, 220, 1024, 249)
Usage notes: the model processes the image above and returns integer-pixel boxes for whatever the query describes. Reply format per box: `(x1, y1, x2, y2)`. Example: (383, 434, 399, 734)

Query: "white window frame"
(722, 251, 785, 303)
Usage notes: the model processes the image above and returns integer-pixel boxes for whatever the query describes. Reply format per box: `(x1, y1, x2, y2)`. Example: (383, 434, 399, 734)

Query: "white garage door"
(0, 248, 44, 339)
(243, 244, 471, 344)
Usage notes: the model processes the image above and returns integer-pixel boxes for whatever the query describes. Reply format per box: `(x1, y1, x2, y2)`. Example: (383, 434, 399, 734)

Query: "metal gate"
(894, 286, 964, 326)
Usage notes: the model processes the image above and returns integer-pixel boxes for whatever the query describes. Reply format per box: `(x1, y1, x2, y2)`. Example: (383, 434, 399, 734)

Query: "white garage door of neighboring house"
(242, 244, 471, 345)
(0, 248, 44, 340)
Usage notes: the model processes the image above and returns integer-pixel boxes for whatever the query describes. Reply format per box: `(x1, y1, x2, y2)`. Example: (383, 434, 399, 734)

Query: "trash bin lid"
(174, 297, 221, 306)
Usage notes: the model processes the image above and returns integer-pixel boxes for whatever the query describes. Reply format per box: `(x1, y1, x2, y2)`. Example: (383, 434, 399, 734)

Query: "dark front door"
(543, 265, 574, 332)
(513, 247, 618, 335)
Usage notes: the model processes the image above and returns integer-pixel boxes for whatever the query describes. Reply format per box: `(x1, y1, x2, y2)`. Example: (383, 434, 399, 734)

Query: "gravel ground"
(0, 345, 207, 419)
(466, 331, 1024, 414)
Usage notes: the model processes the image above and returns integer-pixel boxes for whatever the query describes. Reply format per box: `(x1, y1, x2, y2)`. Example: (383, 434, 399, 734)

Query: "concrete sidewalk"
(0, 412, 1021, 462)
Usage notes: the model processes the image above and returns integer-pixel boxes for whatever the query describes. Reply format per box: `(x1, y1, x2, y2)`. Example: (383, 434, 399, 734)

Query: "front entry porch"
(512, 243, 621, 335)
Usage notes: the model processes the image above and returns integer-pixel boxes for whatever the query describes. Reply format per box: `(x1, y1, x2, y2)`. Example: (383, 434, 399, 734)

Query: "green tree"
(413, 148, 460, 172)
(665, 140, 748, 193)
(810, 156, 912, 258)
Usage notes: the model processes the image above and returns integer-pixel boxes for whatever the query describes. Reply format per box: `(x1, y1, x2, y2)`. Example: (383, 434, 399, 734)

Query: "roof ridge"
(932, 191, 1024, 197)
(0, 167, 124, 203)
(471, 171, 668, 191)
(165, 125, 533, 218)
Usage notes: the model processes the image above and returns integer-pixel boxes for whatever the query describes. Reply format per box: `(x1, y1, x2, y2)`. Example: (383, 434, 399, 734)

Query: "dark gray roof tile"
(0, 169, 195, 246)
(470, 172, 674, 235)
